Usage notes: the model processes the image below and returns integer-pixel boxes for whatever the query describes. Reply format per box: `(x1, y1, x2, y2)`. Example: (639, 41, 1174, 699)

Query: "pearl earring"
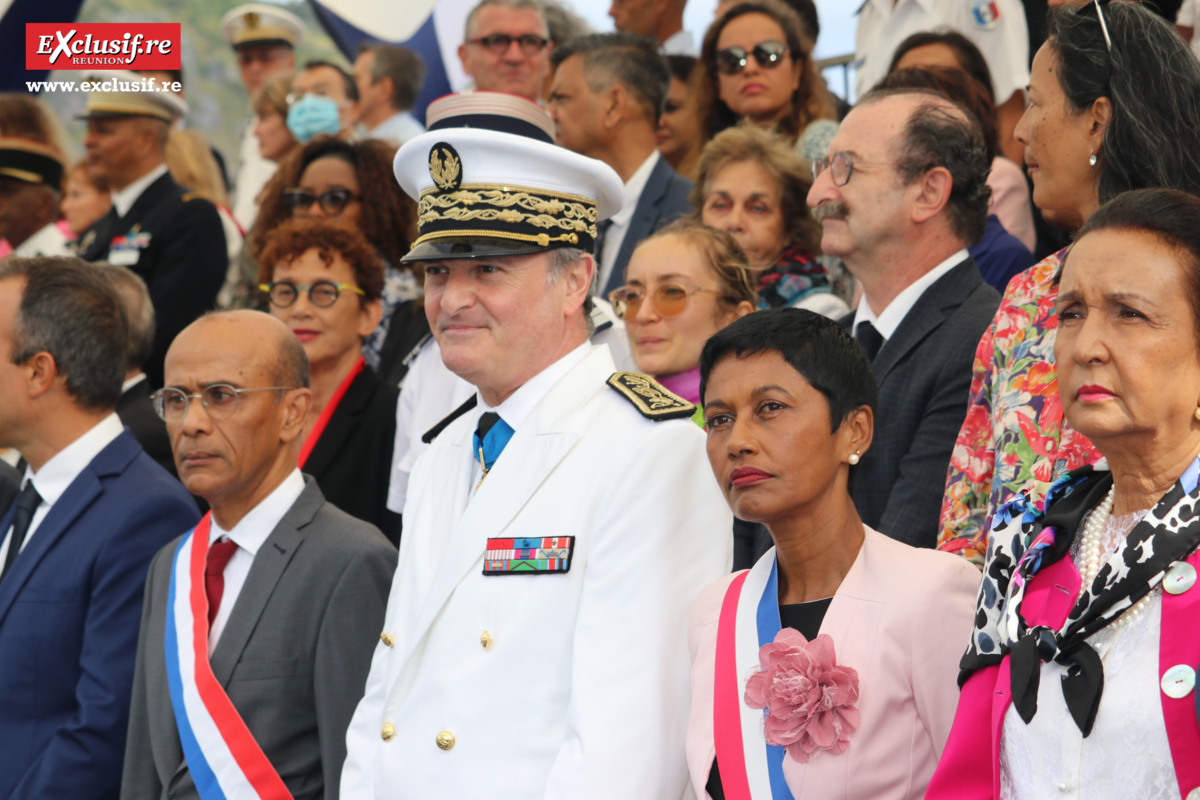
(1089, 152, 1098, 166)
(1194, 407, 1200, 422)
(849, 452, 860, 465)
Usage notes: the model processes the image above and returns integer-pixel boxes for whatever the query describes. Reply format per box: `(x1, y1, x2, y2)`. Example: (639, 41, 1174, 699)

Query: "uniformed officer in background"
(77, 72, 228, 388)
(340, 99, 734, 799)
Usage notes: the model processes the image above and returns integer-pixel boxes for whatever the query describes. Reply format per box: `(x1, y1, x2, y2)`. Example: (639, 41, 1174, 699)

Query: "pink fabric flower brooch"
(744, 629, 861, 763)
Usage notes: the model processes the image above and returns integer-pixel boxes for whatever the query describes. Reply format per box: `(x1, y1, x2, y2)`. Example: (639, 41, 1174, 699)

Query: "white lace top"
(999, 509, 1179, 800)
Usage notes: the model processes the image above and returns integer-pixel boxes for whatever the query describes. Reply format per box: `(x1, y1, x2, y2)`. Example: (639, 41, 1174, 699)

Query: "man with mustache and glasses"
(808, 88, 999, 549)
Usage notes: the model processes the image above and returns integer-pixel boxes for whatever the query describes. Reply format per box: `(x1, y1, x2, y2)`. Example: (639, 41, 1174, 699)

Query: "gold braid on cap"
(414, 184, 599, 250)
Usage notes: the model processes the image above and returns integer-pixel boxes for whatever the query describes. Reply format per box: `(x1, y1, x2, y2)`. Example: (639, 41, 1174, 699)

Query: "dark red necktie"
(205, 538, 239, 630)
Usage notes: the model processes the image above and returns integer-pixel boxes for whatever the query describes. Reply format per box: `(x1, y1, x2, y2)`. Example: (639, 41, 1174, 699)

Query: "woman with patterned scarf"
(693, 122, 850, 319)
(928, 189, 1200, 800)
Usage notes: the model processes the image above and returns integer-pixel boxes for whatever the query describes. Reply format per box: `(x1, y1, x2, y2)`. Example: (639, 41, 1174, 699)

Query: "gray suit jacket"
(601, 155, 694, 296)
(841, 256, 1000, 549)
(120, 476, 397, 800)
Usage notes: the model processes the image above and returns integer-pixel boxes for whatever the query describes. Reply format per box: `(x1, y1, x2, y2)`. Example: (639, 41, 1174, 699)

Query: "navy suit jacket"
(0, 430, 199, 800)
(601, 155, 694, 296)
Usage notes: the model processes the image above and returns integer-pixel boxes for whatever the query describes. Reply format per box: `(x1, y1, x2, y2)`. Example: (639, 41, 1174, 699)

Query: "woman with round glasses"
(938, 1, 1200, 565)
(694, 123, 849, 318)
(687, 307, 979, 800)
(695, 0, 837, 164)
(250, 137, 420, 373)
(256, 217, 400, 544)
(611, 219, 756, 422)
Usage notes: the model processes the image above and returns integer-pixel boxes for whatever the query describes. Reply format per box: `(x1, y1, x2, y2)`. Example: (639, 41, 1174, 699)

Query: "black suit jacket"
(841, 256, 1000, 548)
(601, 155, 694, 296)
(304, 367, 401, 546)
(79, 171, 228, 388)
(0, 460, 18, 517)
(117, 379, 176, 478)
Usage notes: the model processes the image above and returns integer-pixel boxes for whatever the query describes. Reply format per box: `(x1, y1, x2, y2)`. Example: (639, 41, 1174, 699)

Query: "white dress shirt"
(597, 150, 660, 293)
(661, 29, 696, 56)
(233, 116, 279, 232)
(366, 111, 426, 145)
(206, 467, 305, 655)
(0, 414, 125, 566)
(14, 222, 71, 257)
(121, 373, 148, 394)
(467, 341, 592, 492)
(853, 248, 967, 341)
(112, 163, 169, 218)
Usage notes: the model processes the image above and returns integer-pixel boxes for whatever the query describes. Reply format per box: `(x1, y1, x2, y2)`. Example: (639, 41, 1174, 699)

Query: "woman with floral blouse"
(938, 1, 1200, 564)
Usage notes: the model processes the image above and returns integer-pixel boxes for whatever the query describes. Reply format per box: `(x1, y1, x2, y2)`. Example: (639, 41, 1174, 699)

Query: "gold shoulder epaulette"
(606, 372, 695, 421)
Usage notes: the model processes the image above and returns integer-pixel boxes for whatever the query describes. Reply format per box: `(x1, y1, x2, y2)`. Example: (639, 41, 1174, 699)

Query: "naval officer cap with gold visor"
(393, 90, 624, 263)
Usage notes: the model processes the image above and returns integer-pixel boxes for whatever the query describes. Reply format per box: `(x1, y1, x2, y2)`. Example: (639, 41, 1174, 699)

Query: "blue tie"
(473, 412, 514, 473)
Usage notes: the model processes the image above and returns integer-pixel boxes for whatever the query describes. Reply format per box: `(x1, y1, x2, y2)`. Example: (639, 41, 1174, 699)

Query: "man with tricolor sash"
(340, 95, 732, 799)
(121, 310, 396, 800)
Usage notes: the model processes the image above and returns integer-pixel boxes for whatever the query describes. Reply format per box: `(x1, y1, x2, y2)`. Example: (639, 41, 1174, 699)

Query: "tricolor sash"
(165, 514, 294, 799)
(714, 550, 793, 800)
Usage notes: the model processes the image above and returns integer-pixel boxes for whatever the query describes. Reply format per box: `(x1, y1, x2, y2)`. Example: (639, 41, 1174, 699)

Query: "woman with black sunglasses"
(694, 0, 837, 165)
(257, 217, 401, 546)
(248, 137, 421, 375)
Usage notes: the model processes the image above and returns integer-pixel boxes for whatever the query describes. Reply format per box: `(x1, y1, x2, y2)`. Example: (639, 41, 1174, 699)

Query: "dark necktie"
(205, 538, 240, 630)
(0, 482, 42, 582)
(856, 320, 885, 362)
(594, 218, 614, 263)
(473, 412, 515, 475)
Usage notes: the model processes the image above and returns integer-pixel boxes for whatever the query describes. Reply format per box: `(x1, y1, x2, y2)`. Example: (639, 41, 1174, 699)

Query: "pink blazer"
(686, 527, 981, 800)
(927, 547, 1200, 799)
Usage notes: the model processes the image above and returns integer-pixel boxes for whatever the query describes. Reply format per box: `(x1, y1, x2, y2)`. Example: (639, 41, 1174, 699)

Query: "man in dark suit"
(94, 263, 176, 477)
(121, 310, 396, 800)
(0, 256, 200, 800)
(77, 72, 228, 388)
(548, 33, 693, 296)
(808, 88, 1000, 548)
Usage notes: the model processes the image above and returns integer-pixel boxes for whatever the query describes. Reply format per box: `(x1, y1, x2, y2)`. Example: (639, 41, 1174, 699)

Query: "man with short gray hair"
(459, 0, 553, 100)
(0, 255, 199, 799)
(354, 43, 427, 144)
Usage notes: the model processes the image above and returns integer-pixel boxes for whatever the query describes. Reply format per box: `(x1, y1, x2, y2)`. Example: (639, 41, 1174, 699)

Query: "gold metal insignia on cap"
(428, 142, 462, 192)
(244, 11, 260, 28)
(607, 372, 696, 421)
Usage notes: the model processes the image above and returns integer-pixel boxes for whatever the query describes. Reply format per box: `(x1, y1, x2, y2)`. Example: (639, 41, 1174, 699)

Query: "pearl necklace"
(1077, 486, 1159, 632)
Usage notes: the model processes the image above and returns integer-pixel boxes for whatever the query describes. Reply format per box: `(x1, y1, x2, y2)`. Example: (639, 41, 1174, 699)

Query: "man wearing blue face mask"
(288, 60, 360, 144)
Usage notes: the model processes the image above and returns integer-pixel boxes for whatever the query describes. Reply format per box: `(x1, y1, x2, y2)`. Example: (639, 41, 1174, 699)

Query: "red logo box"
(26, 23, 181, 71)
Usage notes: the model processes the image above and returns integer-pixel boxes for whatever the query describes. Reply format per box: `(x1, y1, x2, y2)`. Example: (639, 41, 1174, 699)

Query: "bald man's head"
(163, 310, 312, 526)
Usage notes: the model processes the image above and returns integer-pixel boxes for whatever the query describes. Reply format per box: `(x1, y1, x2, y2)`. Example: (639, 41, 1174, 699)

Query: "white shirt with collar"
(112, 163, 169, 218)
(854, 0, 1029, 106)
(0, 413, 125, 566)
(467, 341, 592, 492)
(121, 373, 147, 395)
(14, 222, 71, 257)
(661, 29, 696, 56)
(853, 248, 968, 341)
(597, 149, 661, 293)
(366, 110, 426, 145)
(206, 467, 306, 655)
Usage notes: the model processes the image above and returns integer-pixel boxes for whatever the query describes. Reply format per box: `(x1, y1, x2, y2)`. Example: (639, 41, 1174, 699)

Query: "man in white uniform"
(221, 4, 304, 232)
(342, 95, 733, 799)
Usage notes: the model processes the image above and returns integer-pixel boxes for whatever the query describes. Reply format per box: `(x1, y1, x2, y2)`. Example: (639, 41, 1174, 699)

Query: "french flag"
(308, 0, 476, 121)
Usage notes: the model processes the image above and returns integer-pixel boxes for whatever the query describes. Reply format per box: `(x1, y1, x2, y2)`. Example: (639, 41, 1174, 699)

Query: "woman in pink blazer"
(928, 190, 1200, 799)
(689, 308, 980, 800)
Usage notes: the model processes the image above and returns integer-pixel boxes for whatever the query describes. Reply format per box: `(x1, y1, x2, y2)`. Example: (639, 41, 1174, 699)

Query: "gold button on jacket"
(381, 723, 395, 741)
(380, 632, 394, 647)
(436, 730, 455, 750)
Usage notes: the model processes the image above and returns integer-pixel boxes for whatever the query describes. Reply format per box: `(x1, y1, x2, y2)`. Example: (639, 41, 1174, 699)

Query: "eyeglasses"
(283, 188, 359, 216)
(1092, 0, 1113, 52)
(608, 283, 720, 319)
(714, 41, 790, 76)
(468, 33, 550, 56)
(811, 152, 891, 187)
(259, 280, 365, 308)
(151, 384, 295, 423)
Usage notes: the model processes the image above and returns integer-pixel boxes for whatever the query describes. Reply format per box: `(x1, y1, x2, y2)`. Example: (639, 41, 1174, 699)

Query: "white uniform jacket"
(342, 344, 734, 799)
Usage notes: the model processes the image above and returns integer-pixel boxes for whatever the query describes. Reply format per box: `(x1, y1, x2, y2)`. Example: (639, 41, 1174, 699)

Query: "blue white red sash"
(165, 513, 293, 799)
(714, 550, 792, 800)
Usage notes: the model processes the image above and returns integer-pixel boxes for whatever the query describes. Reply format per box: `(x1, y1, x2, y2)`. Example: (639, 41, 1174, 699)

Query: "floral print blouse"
(936, 249, 1102, 565)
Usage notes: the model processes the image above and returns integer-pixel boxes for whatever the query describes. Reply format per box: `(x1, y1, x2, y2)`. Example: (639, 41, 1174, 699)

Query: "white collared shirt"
(366, 110, 426, 145)
(0, 414, 125, 566)
(112, 163, 168, 218)
(14, 222, 71, 257)
(853, 249, 967, 342)
(206, 468, 306, 655)
(661, 29, 696, 56)
(121, 373, 147, 394)
(468, 341, 593, 492)
(597, 150, 660, 293)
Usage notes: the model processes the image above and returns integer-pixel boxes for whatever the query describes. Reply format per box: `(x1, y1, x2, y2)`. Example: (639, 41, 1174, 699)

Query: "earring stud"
(849, 452, 860, 465)
(1089, 152, 1098, 166)
(1194, 407, 1200, 422)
